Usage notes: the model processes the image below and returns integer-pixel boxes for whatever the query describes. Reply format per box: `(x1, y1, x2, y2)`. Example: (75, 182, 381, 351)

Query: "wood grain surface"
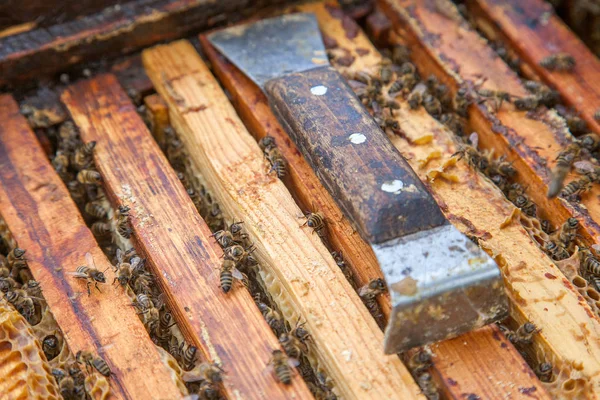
(0, 94, 183, 400)
(143, 39, 424, 400)
(61, 74, 312, 400)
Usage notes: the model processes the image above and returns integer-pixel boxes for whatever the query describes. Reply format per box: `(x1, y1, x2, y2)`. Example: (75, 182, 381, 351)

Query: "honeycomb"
(520, 215, 600, 316)
(0, 299, 60, 399)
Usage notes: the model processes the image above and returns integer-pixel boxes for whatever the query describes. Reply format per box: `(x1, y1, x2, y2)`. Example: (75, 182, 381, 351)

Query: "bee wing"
(468, 132, 479, 149)
(592, 244, 600, 253)
(358, 285, 370, 297)
(288, 357, 300, 368)
(116, 248, 124, 264)
(574, 160, 596, 174)
(85, 252, 96, 270)
(67, 271, 88, 279)
(231, 268, 244, 281)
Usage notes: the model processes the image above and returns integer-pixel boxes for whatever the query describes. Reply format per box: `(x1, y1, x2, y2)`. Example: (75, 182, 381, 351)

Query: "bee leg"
(94, 282, 102, 293)
(86, 281, 92, 296)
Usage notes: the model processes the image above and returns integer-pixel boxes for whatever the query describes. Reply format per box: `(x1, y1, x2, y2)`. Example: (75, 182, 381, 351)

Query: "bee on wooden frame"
(268, 349, 299, 385)
(69, 252, 107, 296)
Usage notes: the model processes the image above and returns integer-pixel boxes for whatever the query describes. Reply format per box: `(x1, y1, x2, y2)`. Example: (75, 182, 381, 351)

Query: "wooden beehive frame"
(1, 0, 600, 398)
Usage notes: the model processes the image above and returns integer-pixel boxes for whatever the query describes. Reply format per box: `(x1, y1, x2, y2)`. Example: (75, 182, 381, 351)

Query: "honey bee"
(579, 133, 600, 153)
(523, 80, 560, 107)
(187, 188, 203, 211)
(207, 203, 225, 232)
(556, 106, 588, 134)
(259, 136, 276, 151)
(374, 115, 400, 133)
(257, 301, 284, 334)
(7, 248, 26, 265)
(580, 247, 600, 276)
(540, 53, 576, 72)
(331, 251, 353, 283)
(439, 113, 464, 137)
(196, 380, 220, 400)
(541, 220, 554, 235)
(58, 376, 76, 400)
(279, 333, 305, 359)
(379, 58, 394, 84)
(91, 221, 111, 237)
(417, 372, 440, 400)
(72, 141, 96, 170)
(391, 44, 411, 65)
(408, 350, 432, 376)
(0, 277, 16, 293)
(113, 249, 133, 288)
(212, 222, 247, 249)
(116, 205, 132, 239)
(5, 289, 36, 322)
(291, 319, 311, 344)
(76, 350, 111, 377)
(359, 278, 387, 300)
(477, 89, 511, 111)
(552, 217, 579, 248)
(548, 143, 581, 198)
(52, 150, 70, 176)
(176, 171, 190, 190)
(269, 349, 298, 385)
(505, 182, 525, 203)
(452, 133, 490, 172)
(223, 243, 254, 263)
(514, 195, 537, 217)
(181, 344, 198, 371)
(513, 95, 539, 111)
(267, 154, 287, 179)
(515, 322, 538, 343)
(42, 334, 60, 360)
(423, 94, 442, 117)
(76, 169, 102, 185)
(454, 87, 472, 117)
(219, 259, 244, 293)
(544, 240, 569, 261)
(408, 82, 428, 109)
(536, 362, 553, 383)
(70, 252, 106, 295)
(301, 210, 326, 236)
(67, 180, 87, 204)
(84, 201, 107, 219)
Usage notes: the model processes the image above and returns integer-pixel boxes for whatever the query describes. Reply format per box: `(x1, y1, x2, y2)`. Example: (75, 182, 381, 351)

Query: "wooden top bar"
(0, 94, 182, 400)
(61, 74, 312, 399)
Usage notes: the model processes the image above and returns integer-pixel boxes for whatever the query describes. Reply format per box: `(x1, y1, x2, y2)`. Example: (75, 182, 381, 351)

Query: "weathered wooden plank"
(0, 0, 290, 87)
(0, 94, 183, 400)
(143, 39, 423, 400)
(61, 74, 313, 399)
(0, 0, 120, 31)
(379, 0, 600, 397)
(202, 2, 551, 398)
(466, 0, 600, 136)
(378, 0, 600, 269)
